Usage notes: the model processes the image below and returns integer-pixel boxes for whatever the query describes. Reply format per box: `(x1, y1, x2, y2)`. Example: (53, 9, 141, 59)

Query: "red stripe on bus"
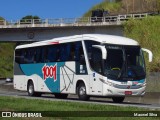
(49, 42, 59, 44)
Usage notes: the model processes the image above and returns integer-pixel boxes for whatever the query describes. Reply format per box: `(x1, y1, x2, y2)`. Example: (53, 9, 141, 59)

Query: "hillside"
(83, 0, 159, 17)
(83, 1, 122, 17)
(0, 43, 16, 78)
(124, 16, 160, 72)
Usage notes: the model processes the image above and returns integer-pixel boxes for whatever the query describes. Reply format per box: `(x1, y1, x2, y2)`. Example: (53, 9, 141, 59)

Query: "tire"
(112, 97, 125, 103)
(27, 81, 42, 97)
(54, 93, 68, 99)
(27, 81, 36, 96)
(77, 83, 89, 101)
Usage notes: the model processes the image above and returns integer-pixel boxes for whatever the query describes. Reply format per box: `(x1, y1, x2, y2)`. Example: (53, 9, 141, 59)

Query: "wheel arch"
(76, 79, 89, 94)
(27, 79, 37, 91)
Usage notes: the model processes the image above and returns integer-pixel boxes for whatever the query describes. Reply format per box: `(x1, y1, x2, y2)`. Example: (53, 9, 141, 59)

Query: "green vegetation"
(0, 16, 4, 20)
(20, 15, 41, 24)
(83, 1, 122, 17)
(0, 16, 5, 25)
(83, 0, 160, 18)
(0, 43, 16, 78)
(124, 16, 160, 72)
(0, 96, 159, 120)
(21, 15, 40, 20)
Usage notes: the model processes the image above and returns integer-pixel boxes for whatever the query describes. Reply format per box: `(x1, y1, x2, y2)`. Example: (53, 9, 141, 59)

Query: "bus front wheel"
(77, 83, 89, 101)
(112, 97, 125, 103)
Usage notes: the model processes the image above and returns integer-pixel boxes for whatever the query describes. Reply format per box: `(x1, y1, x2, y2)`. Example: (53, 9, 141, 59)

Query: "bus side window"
(70, 43, 75, 61)
(56, 46, 60, 62)
(46, 45, 59, 62)
(23, 49, 27, 63)
(75, 42, 83, 62)
(15, 49, 22, 64)
(60, 44, 66, 61)
(41, 47, 47, 63)
(66, 43, 71, 61)
(28, 49, 34, 63)
(60, 43, 71, 61)
(47, 46, 54, 62)
(75, 42, 85, 64)
(35, 48, 41, 63)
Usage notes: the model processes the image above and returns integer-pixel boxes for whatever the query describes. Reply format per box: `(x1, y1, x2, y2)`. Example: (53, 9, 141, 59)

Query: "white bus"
(14, 34, 152, 103)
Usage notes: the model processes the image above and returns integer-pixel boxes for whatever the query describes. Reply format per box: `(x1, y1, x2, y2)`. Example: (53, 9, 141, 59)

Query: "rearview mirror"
(142, 48, 153, 62)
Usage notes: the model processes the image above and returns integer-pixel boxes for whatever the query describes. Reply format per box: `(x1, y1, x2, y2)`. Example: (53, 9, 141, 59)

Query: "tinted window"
(15, 41, 85, 64)
(90, 48, 102, 73)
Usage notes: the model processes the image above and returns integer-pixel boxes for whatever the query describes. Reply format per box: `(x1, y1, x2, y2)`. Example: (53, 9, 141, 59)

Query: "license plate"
(125, 91, 132, 95)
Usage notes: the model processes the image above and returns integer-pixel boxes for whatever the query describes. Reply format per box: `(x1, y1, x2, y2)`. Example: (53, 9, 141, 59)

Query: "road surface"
(0, 80, 160, 110)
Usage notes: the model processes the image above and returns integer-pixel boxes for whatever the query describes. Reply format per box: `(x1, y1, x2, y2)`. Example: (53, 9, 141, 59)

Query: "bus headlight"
(99, 78, 115, 87)
(139, 82, 146, 87)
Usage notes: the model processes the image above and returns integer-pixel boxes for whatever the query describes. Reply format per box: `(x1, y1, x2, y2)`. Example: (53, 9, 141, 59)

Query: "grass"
(0, 96, 159, 120)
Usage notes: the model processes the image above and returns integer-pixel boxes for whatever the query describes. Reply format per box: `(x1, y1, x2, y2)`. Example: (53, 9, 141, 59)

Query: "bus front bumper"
(103, 84, 146, 97)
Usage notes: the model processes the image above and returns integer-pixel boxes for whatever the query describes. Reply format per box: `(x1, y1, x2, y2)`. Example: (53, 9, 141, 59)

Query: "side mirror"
(92, 45, 107, 59)
(142, 48, 153, 62)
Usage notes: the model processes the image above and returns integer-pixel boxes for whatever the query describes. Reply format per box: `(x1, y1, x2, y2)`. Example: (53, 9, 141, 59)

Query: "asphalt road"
(0, 80, 160, 110)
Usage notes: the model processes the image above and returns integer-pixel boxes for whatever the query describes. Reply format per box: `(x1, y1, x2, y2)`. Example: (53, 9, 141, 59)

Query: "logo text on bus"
(42, 64, 57, 81)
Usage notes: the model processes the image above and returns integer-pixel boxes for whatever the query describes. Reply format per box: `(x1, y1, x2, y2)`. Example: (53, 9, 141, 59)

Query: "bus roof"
(16, 34, 139, 49)
(83, 34, 139, 46)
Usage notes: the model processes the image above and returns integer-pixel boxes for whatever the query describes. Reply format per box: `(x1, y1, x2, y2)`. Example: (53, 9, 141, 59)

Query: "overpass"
(0, 13, 149, 41)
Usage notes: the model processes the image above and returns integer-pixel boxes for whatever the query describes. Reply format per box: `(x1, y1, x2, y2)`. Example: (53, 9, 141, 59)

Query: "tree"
(20, 15, 41, 24)
(0, 16, 5, 25)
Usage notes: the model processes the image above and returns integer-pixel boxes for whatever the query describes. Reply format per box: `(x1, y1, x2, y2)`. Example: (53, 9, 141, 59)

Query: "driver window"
(90, 48, 102, 73)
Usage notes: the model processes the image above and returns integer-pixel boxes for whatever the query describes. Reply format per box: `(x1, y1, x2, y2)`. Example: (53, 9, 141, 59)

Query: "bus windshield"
(104, 45, 146, 81)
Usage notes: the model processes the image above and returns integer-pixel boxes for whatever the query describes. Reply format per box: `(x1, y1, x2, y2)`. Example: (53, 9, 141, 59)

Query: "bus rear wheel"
(112, 97, 125, 103)
(77, 83, 89, 101)
(54, 93, 68, 99)
(27, 81, 41, 97)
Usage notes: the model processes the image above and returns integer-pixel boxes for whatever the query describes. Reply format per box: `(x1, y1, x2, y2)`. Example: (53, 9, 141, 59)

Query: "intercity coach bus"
(14, 34, 152, 103)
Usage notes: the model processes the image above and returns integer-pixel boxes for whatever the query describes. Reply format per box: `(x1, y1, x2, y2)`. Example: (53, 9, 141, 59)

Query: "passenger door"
(90, 48, 103, 95)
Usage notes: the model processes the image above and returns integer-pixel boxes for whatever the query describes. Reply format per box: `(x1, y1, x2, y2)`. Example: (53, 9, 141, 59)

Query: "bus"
(14, 34, 152, 103)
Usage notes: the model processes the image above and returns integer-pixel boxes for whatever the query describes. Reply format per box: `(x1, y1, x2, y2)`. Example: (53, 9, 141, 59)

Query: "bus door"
(89, 48, 103, 95)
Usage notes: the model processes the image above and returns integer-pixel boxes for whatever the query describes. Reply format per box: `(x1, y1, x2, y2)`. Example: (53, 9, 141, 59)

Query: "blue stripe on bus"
(20, 62, 65, 93)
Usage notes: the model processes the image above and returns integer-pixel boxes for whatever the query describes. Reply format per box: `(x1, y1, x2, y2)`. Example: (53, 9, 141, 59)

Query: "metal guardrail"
(0, 13, 149, 28)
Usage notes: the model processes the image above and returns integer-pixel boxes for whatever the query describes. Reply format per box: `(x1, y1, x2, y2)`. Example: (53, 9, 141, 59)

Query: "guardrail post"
(17, 20, 20, 28)
(32, 19, 35, 27)
(88, 17, 90, 24)
(45, 19, 48, 27)
(4, 20, 7, 27)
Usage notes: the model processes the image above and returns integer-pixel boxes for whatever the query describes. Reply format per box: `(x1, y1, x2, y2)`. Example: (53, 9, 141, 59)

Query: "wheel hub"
(29, 85, 33, 93)
(79, 87, 86, 95)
